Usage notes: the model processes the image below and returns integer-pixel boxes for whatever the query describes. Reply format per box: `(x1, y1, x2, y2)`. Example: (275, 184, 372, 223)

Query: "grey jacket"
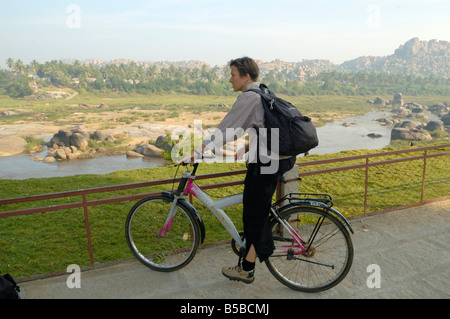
(204, 82, 291, 160)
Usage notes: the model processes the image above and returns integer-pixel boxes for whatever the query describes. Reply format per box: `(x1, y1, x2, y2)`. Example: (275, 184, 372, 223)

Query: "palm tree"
(6, 58, 15, 71)
(146, 65, 158, 80)
(30, 60, 40, 74)
(14, 59, 25, 74)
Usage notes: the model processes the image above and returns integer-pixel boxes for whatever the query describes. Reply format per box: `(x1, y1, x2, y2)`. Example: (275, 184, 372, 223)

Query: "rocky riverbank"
(369, 94, 450, 142)
(1, 94, 449, 160)
(0, 122, 179, 159)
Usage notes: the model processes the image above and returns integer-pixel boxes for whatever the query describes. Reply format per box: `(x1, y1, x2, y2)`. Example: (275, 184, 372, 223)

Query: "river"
(0, 110, 406, 180)
(310, 110, 395, 155)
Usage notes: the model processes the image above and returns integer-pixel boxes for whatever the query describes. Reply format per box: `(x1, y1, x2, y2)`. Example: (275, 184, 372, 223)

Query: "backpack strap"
(247, 86, 277, 111)
(258, 83, 272, 95)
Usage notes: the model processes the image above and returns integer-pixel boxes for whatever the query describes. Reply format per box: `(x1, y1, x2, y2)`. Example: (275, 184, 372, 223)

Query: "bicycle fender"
(278, 201, 354, 234)
(161, 192, 206, 243)
(326, 206, 354, 234)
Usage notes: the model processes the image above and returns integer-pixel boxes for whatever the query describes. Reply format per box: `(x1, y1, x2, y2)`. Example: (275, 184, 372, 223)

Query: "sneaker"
(222, 265, 255, 284)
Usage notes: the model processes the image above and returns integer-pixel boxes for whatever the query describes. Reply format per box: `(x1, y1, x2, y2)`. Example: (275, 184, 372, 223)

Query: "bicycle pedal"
(287, 251, 294, 260)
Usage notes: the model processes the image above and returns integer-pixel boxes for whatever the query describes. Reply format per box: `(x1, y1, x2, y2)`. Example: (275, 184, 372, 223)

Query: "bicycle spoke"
(125, 196, 200, 272)
(292, 257, 335, 269)
(266, 207, 353, 292)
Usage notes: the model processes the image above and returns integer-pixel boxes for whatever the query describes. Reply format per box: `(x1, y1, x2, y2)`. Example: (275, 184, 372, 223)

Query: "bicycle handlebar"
(175, 153, 216, 167)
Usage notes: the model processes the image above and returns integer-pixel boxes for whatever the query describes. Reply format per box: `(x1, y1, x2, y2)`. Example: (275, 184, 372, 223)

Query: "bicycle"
(125, 159, 354, 293)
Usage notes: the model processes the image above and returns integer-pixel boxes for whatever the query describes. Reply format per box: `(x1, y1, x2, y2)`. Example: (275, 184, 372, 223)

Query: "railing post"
(364, 157, 369, 215)
(421, 149, 427, 202)
(82, 194, 95, 266)
(279, 165, 300, 205)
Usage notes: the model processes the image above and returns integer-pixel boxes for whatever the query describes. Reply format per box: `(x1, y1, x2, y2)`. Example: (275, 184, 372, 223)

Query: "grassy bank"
(5, 91, 448, 128)
(0, 143, 449, 278)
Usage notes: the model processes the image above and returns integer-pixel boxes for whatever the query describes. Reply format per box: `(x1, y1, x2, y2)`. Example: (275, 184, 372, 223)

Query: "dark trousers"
(243, 157, 296, 262)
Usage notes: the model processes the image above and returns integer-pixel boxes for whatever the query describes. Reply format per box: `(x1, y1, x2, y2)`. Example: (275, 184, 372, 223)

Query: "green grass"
(5, 90, 448, 127)
(0, 143, 448, 278)
(23, 135, 46, 153)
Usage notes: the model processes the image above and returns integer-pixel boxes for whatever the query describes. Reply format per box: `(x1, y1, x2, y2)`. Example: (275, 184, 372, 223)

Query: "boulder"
(429, 103, 448, 114)
(411, 106, 424, 113)
(136, 143, 164, 158)
(392, 93, 403, 106)
(91, 130, 107, 140)
(155, 135, 172, 151)
(67, 152, 81, 160)
(50, 128, 72, 146)
(0, 137, 27, 157)
(373, 97, 387, 105)
(398, 120, 422, 130)
(441, 112, 450, 125)
(425, 120, 444, 132)
(141, 144, 164, 158)
(75, 126, 90, 138)
(69, 132, 89, 149)
(126, 151, 144, 158)
(44, 156, 56, 163)
(55, 149, 67, 160)
(391, 128, 432, 141)
(376, 118, 395, 126)
(49, 126, 90, 149)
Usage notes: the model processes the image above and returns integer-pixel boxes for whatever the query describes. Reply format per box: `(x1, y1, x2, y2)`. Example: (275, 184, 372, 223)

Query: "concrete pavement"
(19, 200, 450, 299)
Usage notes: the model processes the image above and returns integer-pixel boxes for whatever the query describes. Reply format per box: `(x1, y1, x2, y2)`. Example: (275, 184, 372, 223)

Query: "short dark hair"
(229, 57, 259, 81)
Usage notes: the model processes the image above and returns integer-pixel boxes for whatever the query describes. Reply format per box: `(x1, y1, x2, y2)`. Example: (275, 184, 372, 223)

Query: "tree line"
(2, 58, 450, 98)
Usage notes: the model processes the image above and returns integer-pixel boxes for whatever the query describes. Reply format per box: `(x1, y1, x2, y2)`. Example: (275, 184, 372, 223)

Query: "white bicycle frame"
(184, 176, 245, 247)
(160, 169, 310, 255)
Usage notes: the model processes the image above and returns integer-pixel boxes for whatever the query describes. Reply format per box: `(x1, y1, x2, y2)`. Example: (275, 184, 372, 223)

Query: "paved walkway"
(19, 200, 449, 299)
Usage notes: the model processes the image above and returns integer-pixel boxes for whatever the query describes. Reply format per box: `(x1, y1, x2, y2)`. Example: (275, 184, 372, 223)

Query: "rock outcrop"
(341, 38, 450, 77)
(0, 137, 27, 157)
(48, 126, 90, 150)
(391, 121, 432, 141)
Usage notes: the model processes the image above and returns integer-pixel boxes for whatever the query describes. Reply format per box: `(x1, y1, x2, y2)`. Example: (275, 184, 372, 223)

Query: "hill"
(340, 38, 449, 77)
(2, 38, 449, 98)
(49, 37, 450, 81)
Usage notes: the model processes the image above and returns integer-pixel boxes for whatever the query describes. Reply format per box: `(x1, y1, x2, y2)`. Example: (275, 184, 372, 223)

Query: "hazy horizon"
(1, 0, 449, 68)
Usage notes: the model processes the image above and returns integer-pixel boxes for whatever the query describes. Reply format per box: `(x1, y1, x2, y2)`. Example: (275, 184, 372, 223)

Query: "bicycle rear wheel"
(266, 206, 353, 292)
(125, 195, 201, 272)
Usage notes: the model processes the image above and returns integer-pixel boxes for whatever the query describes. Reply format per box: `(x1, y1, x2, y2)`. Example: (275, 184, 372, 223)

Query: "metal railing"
(290, 143, 450, 214)
(0, 143, 449, 276)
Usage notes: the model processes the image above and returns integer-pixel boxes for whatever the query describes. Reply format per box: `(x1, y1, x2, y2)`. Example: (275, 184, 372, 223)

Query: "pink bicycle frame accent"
(159, 177, 308, 256)
(183, 179, 196, 197)
(157, 179, 198, 238)
(157, 215, 174, 237)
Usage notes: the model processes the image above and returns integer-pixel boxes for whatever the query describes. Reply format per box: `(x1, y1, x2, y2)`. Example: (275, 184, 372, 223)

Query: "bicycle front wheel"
(266, 206, 353, 292)
(125, 195, 201, 272)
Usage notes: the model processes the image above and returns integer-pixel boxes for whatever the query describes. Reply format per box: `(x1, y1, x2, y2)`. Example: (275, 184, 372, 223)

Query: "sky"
(0, 0, 449, 68)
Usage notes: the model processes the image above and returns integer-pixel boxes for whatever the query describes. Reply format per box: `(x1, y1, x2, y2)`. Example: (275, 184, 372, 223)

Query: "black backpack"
(0, 272, 20, 299)
(248, 84, 319, 156)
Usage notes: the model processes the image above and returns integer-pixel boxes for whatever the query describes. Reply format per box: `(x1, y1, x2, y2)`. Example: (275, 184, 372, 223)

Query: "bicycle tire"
(265, 206, 353, 292)
(125, 195, 201, 272)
